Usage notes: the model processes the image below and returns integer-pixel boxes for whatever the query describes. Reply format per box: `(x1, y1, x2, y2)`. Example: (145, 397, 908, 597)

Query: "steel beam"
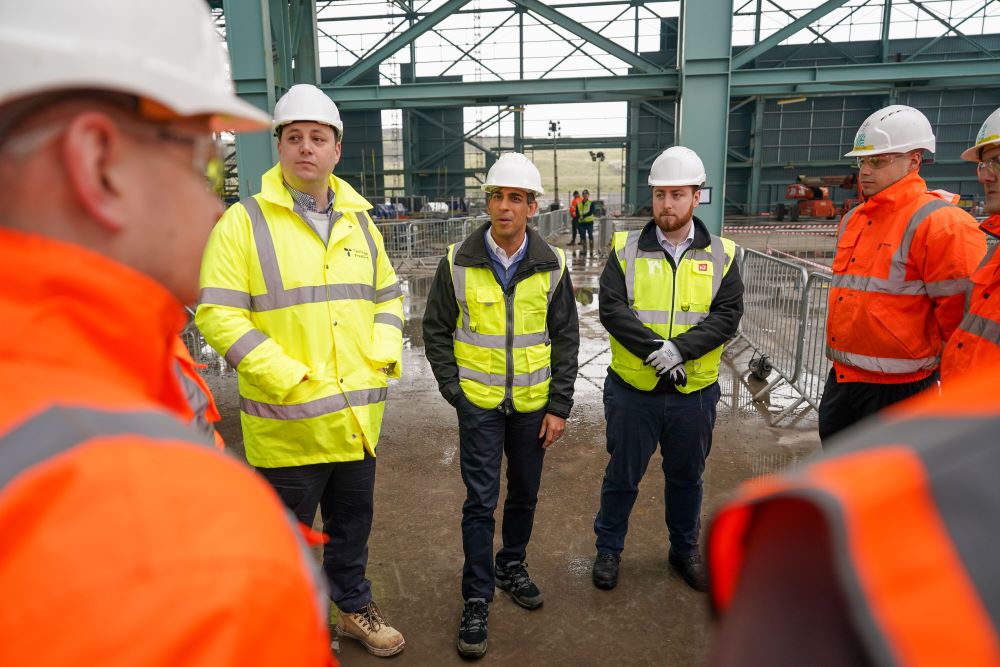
(731, 0, 851, 70)
(223, 0, 277, 198)
(331, 0, 473, 88)
(291, 0, 320, 84)
(676, 0, 731, 234)
(509, 0, 664, 74)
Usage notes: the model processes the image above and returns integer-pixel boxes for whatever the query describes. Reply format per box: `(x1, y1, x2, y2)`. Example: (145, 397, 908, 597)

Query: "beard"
(655, 203, 695, 233)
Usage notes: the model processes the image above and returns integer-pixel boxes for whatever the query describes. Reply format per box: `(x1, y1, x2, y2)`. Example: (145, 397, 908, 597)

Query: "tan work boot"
(335, 600, 405, 657)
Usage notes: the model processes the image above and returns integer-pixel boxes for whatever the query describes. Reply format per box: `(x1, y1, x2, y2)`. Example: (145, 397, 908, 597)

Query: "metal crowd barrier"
(377, 208, 570, 270)
(734, 247, 833, 424)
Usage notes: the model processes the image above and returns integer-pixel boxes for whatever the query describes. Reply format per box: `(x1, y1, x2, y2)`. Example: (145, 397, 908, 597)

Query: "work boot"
(592, 552, 621, 590)
(457, 598, 489, 659)
(335, 600, 405, 657)
(668, 551, 709, 593)
(495, 560, 543, 609)
(581, 238, 589, 256)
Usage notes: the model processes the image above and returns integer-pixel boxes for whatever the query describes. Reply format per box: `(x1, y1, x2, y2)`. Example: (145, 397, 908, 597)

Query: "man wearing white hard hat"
(820, 105, 984, 445)
(197, 83, 405, 657)
(423, 152, 579, 659)
(941, 108, 1000, 383)
(591, 146, 743, 593)
(0, 1, 333, 665)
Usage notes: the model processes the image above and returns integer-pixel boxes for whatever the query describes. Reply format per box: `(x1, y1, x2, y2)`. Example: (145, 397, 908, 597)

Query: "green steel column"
(223, 0, 277, 198)
(626, 101, 641, 214)
(268, 0, 294, 91)
(292, 0, 320, 85)
(748, 96, 765, 217)
(676, 0, 732, 234)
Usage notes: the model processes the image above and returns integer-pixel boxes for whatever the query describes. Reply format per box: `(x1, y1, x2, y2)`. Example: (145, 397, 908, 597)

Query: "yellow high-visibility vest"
(448, 242, 566, 412)
(196, 164, 404, 467)
(609, 229, 735, 393)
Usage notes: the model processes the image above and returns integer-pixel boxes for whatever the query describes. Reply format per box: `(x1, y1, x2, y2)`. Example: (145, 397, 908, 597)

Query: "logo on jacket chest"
(344, 247, 371, 260)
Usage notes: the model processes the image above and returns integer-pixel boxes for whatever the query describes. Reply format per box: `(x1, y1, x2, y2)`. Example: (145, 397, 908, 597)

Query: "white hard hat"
(960, 107, 1000, 162)
(483, 152, 544, 196)
(648, 146, 706, 187)
(0, 0, 269, 132)
(844, 105, 936, 157)
(273, 84, 344, 138)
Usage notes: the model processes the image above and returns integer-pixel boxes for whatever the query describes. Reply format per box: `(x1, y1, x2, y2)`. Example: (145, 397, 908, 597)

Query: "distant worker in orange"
(708, 361, 1000, 666)
(0, 1, 333, 665)
(569, 189, 583, 245)
(941, 107, 1000, 383)
(819, 105, 984, 445)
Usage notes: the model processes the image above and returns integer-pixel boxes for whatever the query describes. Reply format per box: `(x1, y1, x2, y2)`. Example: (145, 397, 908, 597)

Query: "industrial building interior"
(189, 2, 1000, 664)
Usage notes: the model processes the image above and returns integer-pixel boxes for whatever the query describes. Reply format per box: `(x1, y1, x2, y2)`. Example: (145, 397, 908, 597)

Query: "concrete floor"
(204, 235, 821, 666)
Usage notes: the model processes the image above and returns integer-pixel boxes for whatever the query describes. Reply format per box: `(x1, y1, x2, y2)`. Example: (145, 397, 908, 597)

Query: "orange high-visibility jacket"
(708, 366, 1000, 666)
(0, 229, 333, 667)
(941, 215, 1000, 384)
(570, 195, 583, 217)
(172, 336, 225, 450)
(827, 171, 984, 384)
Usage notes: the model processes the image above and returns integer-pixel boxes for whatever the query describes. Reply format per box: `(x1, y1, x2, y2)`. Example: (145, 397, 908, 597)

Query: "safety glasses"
(855, 153, 902, 170)
(977, 155, 1000, 178)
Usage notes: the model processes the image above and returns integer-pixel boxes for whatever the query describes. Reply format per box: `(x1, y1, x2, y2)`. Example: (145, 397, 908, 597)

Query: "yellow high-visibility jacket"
(196, 164, 403, 467)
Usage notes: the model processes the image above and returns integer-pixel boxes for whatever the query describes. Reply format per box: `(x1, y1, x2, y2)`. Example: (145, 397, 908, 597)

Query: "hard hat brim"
(960, 138, 1000, 162)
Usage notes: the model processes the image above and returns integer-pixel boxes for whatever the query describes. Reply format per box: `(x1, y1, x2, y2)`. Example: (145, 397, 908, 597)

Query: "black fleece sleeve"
(671, 259, 744, 361)
(421, 256, 463, 406)
(598, 253, 662, 360)
(545, 269, 580, 418)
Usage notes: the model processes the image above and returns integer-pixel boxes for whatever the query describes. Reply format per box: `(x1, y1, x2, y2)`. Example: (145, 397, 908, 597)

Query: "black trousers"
(257, 455, 376, 612)
(456, 396, 547, 601)
(817, 368, 938, 447)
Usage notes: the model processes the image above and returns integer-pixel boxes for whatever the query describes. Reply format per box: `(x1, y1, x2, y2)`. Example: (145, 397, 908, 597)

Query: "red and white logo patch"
(698, 262, 709, 271)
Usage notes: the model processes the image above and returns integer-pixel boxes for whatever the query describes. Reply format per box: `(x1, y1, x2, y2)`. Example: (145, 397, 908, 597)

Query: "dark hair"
(275, 122, 340, 142)
(486, 189, 536, 204)
(572, 190, 580, 196)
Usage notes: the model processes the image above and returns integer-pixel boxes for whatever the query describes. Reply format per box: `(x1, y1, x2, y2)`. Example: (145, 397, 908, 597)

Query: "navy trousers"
(456, 396, 547, 601)
(257, 455, 376, 613)
(594, 375, 720, 558)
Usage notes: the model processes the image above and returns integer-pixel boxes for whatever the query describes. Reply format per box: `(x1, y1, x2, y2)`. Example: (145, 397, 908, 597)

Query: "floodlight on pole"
(590, 150, 606, 203)
(549, 120, 561, 206)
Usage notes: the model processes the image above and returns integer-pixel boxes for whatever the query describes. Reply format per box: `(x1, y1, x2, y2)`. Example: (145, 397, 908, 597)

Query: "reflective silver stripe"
(622, 230, 641, 306)
(0, 406, 211, 490)
(831, 273, 927, 296)
(243, 197, 284, 294)
(376, 283, 403, 303)
(374, 313, 403, 330)
(451, 248, 472, 333)
(889, 199, 950, 282)
(199, 287, 251, 310)
(709, 234, 725, 299)
(225, 329, 269, 368)
(926, 278, 970, 298)
(958, 312, 1000, 346)
(358, 210, 379, 289)
(837, 205, 860, 239)
(826, 346, 939, 373)
(634, 309, 670, 325)
(175, 361, 212, 433)
(240, 386, 387, 420)
(459, 366, 551, 387)
(455, 328, 548, 348)
(675, 310, 709, 326)
(250, 283, 376, 311)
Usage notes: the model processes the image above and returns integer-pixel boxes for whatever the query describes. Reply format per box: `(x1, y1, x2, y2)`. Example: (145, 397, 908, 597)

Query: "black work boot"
(457, 598, 489, 659)
(592, 553, 621, 590)
(495, 561, 543, 609)
(669, 550, 709, 592)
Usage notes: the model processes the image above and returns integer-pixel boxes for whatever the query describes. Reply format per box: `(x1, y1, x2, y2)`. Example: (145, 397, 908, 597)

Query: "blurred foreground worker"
(578, 189, 596, 254)
(196, 83, 405, 657)
(592, 146, 743, 594)
(819, 105, 984, 444)
(569, 189, 582, 245)
(942, 108, 1000, 382)
(0, 1, 333, 665)
(422, 152, 579, 659)
(173, 335, 225, 450)
(708, 363, 1000, 667)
